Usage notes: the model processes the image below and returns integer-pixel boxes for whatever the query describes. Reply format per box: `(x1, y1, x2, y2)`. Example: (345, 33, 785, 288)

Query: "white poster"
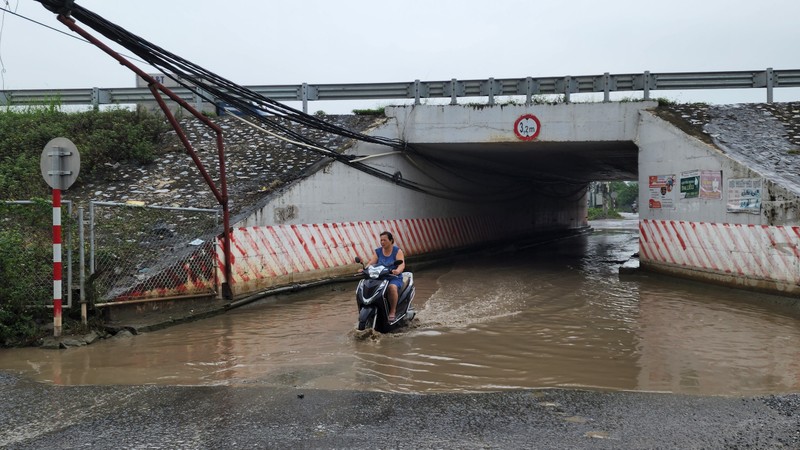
(727, 178, 762, 214)
(648, 174, 676, 209)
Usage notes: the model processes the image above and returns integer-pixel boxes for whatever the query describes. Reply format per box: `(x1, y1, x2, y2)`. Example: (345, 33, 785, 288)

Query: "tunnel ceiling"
(409, 141, 639, 183)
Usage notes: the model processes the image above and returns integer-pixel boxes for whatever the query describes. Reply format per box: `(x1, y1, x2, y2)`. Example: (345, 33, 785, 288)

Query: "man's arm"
(365, 252, 378, 267)
(392, 249, 406, 275)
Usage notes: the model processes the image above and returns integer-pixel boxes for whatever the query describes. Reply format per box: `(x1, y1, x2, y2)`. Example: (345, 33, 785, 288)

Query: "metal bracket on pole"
(414, 79, 421, 105)
(643, 71, 651, 100)
(49, 147, 68, 191)
(91, 88, 110, 110)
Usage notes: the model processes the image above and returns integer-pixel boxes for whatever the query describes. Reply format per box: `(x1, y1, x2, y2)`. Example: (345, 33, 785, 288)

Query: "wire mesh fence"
(89, 201, 221, 302)
(0, 200, 74, 308)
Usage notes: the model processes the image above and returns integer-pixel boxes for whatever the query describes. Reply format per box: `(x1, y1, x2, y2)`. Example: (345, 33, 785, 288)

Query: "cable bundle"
(35, 0, 588, 202)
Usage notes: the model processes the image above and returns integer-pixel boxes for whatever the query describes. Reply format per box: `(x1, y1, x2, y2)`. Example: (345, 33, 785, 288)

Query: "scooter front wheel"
(357, 307, 377, 331)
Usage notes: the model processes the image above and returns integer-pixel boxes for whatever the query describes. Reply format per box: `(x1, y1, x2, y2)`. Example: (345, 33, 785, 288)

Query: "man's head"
(380, 231, 394, 247)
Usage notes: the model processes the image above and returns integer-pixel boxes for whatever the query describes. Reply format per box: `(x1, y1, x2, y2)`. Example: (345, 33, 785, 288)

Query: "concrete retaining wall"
(637, 111, 800, 296)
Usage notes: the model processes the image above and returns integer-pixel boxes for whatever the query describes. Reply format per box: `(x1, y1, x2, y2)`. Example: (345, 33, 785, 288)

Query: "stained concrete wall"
(391, 102, 650, 143)
(638, 112, 774, 225)
(636, 111, 800, 296)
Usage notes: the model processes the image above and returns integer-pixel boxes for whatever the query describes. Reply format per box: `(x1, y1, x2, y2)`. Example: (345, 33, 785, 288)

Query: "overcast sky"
(1, 0, 798, 112)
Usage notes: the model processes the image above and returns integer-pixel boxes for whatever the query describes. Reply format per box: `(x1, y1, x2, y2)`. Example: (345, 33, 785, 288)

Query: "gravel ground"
(1, 372, 798, 449)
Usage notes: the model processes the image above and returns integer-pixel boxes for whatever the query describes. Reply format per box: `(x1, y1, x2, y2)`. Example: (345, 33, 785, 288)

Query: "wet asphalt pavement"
(1, 372, 798, 449)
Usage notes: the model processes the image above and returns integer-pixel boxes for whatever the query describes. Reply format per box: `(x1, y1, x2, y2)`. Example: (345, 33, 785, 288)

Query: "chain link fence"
(0, 200, 74, 308)
(89, 201, 221, 302)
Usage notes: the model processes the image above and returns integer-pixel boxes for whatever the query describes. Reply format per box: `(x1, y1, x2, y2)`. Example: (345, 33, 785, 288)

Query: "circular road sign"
(514, 114, 541, 141)
(40, 137, 80, 190)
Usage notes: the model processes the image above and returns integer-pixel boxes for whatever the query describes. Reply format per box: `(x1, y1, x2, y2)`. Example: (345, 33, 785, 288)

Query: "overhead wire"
(31, 0, 577, 203)
(33, 0, 463, 196)
(0, 3, 154, 67)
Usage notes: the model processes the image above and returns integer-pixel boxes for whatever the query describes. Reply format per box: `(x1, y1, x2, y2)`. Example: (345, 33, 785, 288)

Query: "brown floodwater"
(2, 216, 800, 396)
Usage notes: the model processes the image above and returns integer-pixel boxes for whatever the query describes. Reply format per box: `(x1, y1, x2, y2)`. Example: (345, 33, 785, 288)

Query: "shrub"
(0, 106, 168, 199)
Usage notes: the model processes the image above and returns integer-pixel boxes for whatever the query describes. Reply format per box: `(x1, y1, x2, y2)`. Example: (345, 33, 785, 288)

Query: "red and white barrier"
(639, 219, 800, 286)
(216, 215, 529, 292)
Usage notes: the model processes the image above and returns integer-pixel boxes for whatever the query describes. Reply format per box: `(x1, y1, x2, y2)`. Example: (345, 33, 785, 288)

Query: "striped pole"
(53, 188, 62, 337)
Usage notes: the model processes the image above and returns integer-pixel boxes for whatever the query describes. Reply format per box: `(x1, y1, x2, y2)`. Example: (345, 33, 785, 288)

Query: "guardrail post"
(489, 78, 497, 105)
(301, 83, 309, 113)
(525, 77, 533, 105)
(414, 79, 421, 105)
(450, 78, 458, 105)
(643, 71, 651, 100)
(91, 87, 100, 110)
(193, 90, 204, 112)
(563, 76, 572, 103)
(603, 72, 611, 102)
(766, 67, 774, 103)
(0, 92, 8, 106)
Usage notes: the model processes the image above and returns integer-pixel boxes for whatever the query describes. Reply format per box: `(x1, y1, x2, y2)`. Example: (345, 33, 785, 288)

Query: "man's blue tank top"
(375, 245, 400, 268)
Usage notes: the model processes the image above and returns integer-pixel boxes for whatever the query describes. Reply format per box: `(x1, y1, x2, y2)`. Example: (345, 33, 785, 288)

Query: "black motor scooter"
(354, 257, 416, 332)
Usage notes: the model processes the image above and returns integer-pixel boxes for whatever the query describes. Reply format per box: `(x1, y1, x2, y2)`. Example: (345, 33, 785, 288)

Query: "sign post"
(40, 137, 80, 337)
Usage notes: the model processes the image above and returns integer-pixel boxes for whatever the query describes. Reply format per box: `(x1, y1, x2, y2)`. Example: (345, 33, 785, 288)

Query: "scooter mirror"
(393, 259, 403, 266)
(354, 257, 362, 264)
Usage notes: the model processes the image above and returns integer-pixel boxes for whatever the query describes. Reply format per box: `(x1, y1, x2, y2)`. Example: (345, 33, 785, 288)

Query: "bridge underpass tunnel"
(403, 140, 640, 232)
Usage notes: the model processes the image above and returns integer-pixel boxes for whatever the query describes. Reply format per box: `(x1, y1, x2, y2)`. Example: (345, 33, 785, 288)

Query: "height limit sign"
(514, 114, 541, 141)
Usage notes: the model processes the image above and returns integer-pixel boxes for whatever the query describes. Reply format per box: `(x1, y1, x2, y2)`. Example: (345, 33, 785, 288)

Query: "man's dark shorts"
(388, 276, 403, 290)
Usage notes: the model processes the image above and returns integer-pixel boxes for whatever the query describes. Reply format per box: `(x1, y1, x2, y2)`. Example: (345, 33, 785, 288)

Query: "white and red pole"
(53, 188, 63, 337)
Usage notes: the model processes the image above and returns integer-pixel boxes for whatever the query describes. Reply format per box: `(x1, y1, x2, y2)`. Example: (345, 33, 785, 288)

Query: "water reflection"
(1, 222, 799, 396)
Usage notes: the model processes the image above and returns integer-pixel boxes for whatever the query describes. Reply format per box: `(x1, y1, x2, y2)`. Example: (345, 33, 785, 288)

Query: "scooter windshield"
(367, 265, 386, 279)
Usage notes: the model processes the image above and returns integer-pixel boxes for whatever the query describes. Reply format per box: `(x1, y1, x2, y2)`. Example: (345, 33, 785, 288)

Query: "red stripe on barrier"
(252, 227, 279, 277)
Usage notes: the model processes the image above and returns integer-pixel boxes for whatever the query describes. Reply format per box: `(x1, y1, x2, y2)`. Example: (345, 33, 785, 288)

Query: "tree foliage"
(610, 181, 638, 211)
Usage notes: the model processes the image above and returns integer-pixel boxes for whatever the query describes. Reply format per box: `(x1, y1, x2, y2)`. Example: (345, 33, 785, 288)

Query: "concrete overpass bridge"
(209, 101, 800, 300)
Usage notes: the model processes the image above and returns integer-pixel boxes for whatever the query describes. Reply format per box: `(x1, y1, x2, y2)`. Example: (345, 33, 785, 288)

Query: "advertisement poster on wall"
(680, 170, 700, 199)
(727, 178, 762, 214)
(699, 170, 722, 200)
(648, 174, 676, 209)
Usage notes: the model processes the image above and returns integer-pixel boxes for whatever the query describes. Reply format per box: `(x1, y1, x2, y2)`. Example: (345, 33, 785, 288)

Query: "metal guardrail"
(1, 68, 798, 111)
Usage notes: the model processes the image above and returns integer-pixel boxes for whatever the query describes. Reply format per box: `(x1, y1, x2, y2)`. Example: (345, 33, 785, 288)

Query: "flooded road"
(2, 215, 800, 396)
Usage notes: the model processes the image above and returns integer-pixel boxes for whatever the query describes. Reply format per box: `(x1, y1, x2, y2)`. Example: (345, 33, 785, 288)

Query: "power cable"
(32, 1, 572, 204)
(32, 0, 461, 198)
